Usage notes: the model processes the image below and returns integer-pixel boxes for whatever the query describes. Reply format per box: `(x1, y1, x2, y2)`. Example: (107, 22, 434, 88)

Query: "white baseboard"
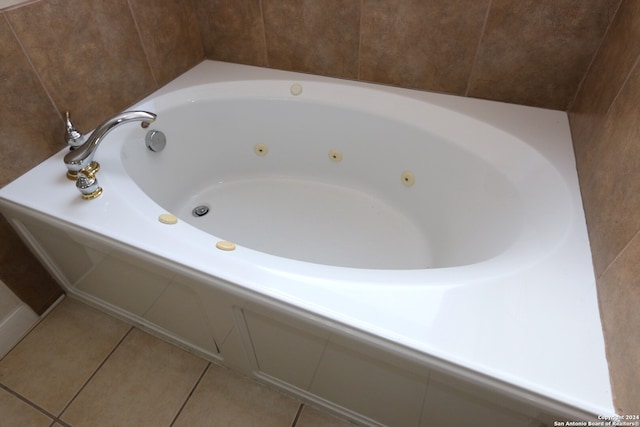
(0, 304, 39, 359)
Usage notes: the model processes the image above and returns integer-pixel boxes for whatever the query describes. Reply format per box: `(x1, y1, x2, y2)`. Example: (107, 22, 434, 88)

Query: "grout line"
(598, 52, 640, 126)
(465, 0, 493, 97)
(125, 0, 158, 88)
(50, 417, 73, 427)
(0, 308, 44, 365)
(55, 326, 134, 422)
(169, 361, 211, 427)
(290, 403, 304, 427)
(571, 49, 640, 178)
(2, 11, 64, 130)
(356, 0, 364, 81)
(0, 383, 60, 424)
(0, 294, 65, 365)
(0, 382, 74, 427)
(259, 0, 269, 68)
(566, 0, 625, 112)
(598, 227, 640, 281)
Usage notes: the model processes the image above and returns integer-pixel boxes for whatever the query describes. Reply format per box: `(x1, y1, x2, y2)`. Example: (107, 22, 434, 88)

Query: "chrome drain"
(192, 205, 210, 217)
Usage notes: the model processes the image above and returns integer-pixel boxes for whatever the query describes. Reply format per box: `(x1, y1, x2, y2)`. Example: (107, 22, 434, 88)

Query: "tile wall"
(1, 0, 637, 415)
(568, 0, 640, 415)
(193, 0, 618, 110)
(0, 0, 204, 313)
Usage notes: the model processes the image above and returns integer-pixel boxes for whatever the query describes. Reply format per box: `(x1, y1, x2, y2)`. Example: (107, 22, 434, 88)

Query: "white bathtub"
(0, 61, 614, 425)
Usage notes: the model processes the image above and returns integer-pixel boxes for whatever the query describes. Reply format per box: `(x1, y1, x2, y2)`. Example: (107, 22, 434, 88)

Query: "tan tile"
(128, 0, 204, 86)
(569, 0, 637, 167)
(172, 363, 299, 427)
(0, 14, 62, 188)
(1, 8, 62, 323)
(598, 231, 640, 414)
(193, 0, 268, 67)
(6, 0, 156, 131)
(578, 60, 640, 276)
(360, 0, 490, 94)
(263, 0, 360, 79)
(296, 405, 355, 427)
(468, 0, 612, 109)
(0, 387, 53, 427)
(62, 328, 207, 427)
(0, 298, 130, 415)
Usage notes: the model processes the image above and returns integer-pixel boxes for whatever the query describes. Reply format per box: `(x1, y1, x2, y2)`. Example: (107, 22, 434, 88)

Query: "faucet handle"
(76, 168, 103, 200)
(64, 112, 100, 180)
(64, 112, 85, 148)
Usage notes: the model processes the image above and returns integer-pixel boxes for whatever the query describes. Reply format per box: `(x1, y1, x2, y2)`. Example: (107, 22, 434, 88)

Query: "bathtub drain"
(192, 205, 210, 217)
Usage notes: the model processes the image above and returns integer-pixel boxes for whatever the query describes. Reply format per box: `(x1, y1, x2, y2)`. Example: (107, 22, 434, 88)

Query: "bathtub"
(0, 61, 614, 425)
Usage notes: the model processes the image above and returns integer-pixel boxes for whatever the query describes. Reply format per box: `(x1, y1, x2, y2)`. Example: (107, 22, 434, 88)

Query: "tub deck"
(0, 61, 614, 420)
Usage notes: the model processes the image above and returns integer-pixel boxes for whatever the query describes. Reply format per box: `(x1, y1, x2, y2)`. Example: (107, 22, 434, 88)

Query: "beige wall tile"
(597, 231, 640, 414)
(172, 363, 299, 427)
(128, 0, 204, 86)
(468, 0, 612, 109)
(62, 328, 207, 427)
(6, 0, 156, 131)
(262, 0, 360, 79)
(360, 0, 490, 94)
(193, 0, 268, 67)
(0, 298, 130, 415)
(0, 14, 61, 187)
(194, 0, 615, 110)
(569, 0, 640, 172)
(0, 12, 65, 313)
(577, 60, 640, 276)
(569, 0, 640, 413)
(0, 388, 52, 427)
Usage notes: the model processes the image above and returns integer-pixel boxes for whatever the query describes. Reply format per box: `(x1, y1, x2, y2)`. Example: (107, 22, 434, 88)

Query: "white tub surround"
(0, 61, 614, 426)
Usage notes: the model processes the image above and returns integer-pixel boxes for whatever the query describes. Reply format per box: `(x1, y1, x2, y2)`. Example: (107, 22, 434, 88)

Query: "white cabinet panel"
(16, 217, 99, 285)
(243, 309, 328, 390)
(421, 372, 542, 427)
(310, 338, 428, 427)
(143, 279, 219, 355)
(74, 252, 173, 316)
(243, 307, 429, 427)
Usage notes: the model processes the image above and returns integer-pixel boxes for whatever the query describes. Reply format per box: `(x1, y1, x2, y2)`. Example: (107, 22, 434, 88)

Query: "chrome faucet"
(63, 110, 156, 199)
(64, 112, 86, 149)
(64, 110, 156, 173)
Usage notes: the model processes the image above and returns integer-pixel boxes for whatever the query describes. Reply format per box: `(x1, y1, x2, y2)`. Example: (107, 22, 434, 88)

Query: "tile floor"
(0, 298, 356, 427)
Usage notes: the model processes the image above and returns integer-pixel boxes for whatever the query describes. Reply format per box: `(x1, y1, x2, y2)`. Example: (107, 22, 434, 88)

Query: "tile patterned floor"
(0, 298, 355, 427)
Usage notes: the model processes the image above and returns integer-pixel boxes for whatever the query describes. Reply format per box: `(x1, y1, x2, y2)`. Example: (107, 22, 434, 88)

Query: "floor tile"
(61, 328, 207, 427)
(172, 363, 300, 427)
(296, 405, 356, 426)
(0, 298, 130, 415)
(0, 387, 52, 427)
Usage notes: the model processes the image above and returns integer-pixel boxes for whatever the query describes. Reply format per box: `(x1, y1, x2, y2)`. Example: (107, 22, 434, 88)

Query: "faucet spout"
(64, 110, 156, 173)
